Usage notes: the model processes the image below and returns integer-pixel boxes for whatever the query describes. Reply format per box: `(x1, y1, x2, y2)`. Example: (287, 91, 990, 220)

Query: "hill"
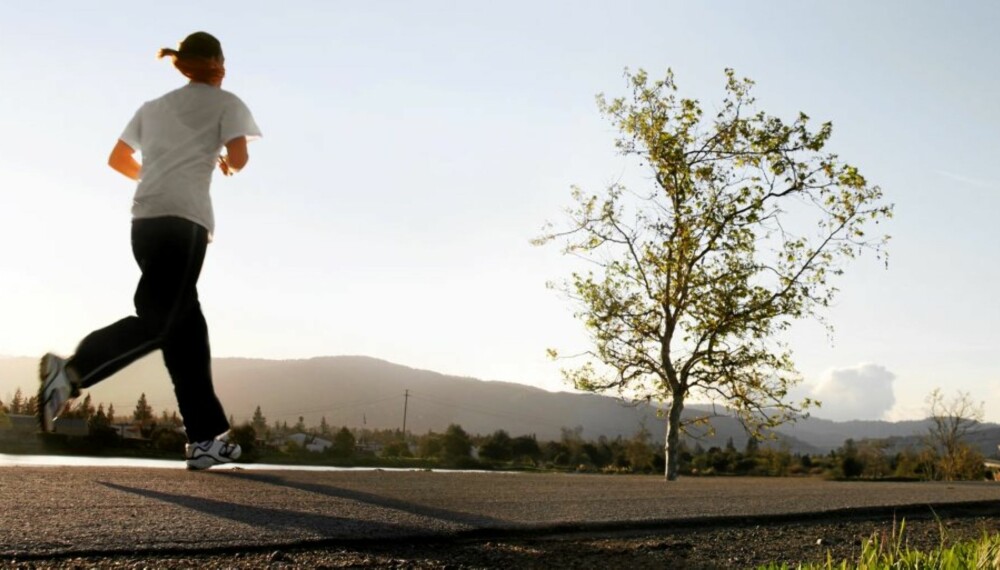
(1, 355, 995, 454)
(772, 417, 935, 450)
(1, 355, 664, 442)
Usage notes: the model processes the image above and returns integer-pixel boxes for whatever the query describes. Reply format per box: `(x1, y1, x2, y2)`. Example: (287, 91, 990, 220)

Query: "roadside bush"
(442, 424, 472, 460)
(331, 427, 356, 458)
(228, 424, 258, 461)
(381, 441, 411, 458)
(151, 427, 186, 454)
(478, 430, 514, 463)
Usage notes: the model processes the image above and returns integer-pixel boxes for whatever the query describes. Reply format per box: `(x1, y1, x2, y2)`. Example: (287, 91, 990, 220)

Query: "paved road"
(3, 465, 999, 559)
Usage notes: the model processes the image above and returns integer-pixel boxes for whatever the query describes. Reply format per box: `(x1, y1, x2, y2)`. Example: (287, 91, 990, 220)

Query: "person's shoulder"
(153, 85, 191, 101)
(142, 86, 191, 108)
(216, 88, 251, 107)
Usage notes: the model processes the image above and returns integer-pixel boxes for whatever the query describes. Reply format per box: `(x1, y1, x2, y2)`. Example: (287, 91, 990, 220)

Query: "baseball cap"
(169, 31, 224, 60)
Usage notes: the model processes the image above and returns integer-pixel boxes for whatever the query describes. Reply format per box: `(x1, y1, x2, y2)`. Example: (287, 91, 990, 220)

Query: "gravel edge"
(4, 503, 1000, 569)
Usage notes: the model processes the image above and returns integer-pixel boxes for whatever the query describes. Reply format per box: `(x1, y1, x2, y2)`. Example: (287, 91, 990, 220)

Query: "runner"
(38, 31, 262, 470)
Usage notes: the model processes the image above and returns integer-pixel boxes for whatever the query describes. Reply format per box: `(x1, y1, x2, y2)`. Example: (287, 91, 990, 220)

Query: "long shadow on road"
(97, 481, 428, 539)
(210, 470, 507, 529)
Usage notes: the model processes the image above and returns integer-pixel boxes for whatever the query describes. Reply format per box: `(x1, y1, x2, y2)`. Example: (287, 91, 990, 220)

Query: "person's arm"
(108, 139, 141, 181)
(218, 136, 249, 176)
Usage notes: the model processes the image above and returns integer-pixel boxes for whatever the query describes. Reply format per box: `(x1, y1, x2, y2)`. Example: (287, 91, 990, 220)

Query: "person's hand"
(218, 155, 233, 176)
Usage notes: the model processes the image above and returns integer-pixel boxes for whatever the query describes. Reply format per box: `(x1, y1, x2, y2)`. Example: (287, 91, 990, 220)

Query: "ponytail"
(163, 55, 226, 84)
(157, 47, 180, 60)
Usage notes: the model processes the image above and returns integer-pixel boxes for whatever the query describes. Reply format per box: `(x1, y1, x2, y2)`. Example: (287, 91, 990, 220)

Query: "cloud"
(809, 363, 896, 422)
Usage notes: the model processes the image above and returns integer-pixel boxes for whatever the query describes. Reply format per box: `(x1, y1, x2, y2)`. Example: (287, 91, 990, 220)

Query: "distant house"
(6, 414, 39, 435)
(306, 437, 333, 453)
(286, 433, 333, 453)
(1, 414, 89, 437)
(986, 446, 1000, 481)
(112, 423, 145, 440)
(286, 433, 308, 447)
(53, 418, 89, 437)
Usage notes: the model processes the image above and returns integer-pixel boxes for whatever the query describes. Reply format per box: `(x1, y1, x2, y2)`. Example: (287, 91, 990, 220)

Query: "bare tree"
(925, 388, 985, 481)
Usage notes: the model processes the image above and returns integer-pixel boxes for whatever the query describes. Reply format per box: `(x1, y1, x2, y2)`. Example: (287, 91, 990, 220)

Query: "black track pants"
(68, 216, 229, 442)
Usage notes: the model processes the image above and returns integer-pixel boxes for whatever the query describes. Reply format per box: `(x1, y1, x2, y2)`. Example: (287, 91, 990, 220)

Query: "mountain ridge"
(1, 355, 996, 454)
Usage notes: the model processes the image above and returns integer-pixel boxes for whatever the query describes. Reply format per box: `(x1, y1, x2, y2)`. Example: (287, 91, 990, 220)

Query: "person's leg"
(62, 216, 233, 451)
(134, 218, 230, 442)
(67, 218, 177, 388)
(66, 317, 158, 388)
(162, 300, 229, 442)
(43, 217, 179, 431)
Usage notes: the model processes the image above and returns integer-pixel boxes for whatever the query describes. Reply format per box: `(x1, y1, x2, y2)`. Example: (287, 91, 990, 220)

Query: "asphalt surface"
(3, 465, 1000, 560)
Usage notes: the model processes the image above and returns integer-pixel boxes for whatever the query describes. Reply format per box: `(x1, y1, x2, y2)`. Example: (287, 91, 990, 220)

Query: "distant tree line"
(0, 389, 186, 455)
(1, 390, 990, 481)
(1, 388, 39, 416)
(233, 401, 990, 480)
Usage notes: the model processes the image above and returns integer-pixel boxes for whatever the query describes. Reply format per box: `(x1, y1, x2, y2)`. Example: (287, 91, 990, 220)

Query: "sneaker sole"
(37, 354, 58, 433)
(37, 354, 78, 434)
(186, 447, 241, 471)
(186, 456, 218, 470)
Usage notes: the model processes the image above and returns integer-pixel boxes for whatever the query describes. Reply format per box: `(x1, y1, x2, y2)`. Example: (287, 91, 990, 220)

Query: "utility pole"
(401, 389, 409, 440)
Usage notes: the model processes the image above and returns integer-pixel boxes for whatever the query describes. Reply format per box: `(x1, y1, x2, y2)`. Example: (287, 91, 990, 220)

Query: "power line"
(407, 391, 567, 430)
(262, 394, 401, 418)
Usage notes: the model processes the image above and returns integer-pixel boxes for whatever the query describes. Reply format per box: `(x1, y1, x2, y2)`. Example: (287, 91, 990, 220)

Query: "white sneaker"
(38, 353, 79, 433)
(185, 434, 242, 470)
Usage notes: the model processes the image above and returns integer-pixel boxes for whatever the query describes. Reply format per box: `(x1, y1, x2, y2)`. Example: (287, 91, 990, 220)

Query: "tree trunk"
(664, 394, 685, 481)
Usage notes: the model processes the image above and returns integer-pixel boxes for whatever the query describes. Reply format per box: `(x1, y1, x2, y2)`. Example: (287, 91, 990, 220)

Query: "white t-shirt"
(120, 83, 262, 234)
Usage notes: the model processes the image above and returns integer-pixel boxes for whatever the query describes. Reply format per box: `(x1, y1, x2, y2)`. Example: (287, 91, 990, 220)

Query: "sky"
(1, 1, 998, 423)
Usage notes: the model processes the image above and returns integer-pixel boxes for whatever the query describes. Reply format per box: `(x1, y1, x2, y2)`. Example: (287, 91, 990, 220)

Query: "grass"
(758, 519, 1000, 570)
